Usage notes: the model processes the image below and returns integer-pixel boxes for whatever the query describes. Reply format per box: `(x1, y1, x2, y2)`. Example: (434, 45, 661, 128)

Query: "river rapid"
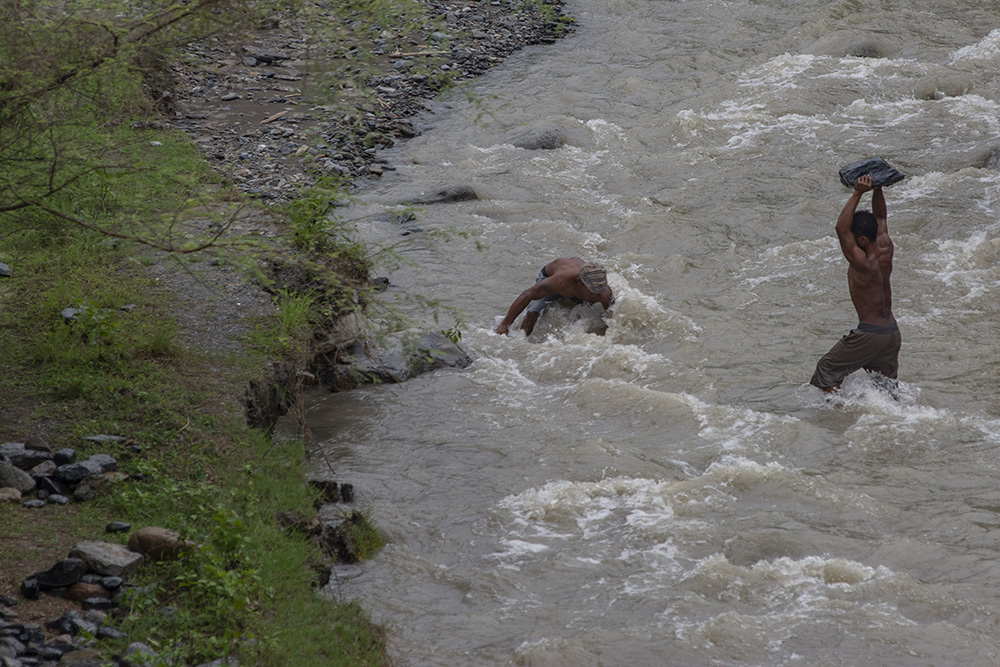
(302, 1, 1000, 664)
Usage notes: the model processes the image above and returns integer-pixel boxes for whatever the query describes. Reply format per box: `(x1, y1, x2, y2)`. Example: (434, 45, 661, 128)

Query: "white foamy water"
(297, 1, 1000, 664)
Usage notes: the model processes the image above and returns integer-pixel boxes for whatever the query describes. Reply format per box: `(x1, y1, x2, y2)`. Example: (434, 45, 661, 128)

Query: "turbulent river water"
(299, 1, 1000, 664)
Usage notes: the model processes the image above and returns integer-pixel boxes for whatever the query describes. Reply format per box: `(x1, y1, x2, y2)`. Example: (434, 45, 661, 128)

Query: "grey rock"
(100, 576, 123, 590)
(0, 443, 52, 480)
(54, 449, 76, 466)
(81, 598, 114, 612)
(28, 460, 57, 478)
(511, 127, 568, 150)
(321, 330, 472, 389)
(0, 637, 22, 658)
(0, 444, 23, 459)
(14, 451, 52, 472)
(47, 494, 70, 505)
(839, 157, 905, 188)
(0, 263, 10, 277)
(105, 522, 131, 534)
(21, 500, 44, 509)
(53, 461, 103, 484)
(60, 307, 84, 322)
(96, 625, 126, 641)
(403, 184, 478, 205)
(67, 542, 143, 577)
(72, 480, 97, 503)
(86, 454, 116, 473)
(35, 477, 68, 497)
(30, 559, 86, 591)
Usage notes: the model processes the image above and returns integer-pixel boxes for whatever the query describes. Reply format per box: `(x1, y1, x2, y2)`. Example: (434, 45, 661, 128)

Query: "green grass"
(0, 52, 386, 667)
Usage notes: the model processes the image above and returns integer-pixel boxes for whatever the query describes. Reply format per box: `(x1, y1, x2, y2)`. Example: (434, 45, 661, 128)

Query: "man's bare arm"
(495, 284, 551, 335)
(836, 175, 871, 267)
(872, 185, 887, 224)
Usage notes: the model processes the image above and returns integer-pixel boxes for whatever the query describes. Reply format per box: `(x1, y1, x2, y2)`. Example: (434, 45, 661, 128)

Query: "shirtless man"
(495, 257, 614, 336)
(810, 174, 901, 392)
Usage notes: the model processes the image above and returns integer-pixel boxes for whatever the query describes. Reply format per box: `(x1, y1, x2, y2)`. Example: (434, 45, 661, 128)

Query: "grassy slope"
(0, 119, 387, 663)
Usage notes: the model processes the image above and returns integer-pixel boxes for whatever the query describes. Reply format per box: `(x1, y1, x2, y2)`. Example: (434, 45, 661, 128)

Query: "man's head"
(852, 210, 878, 244)
(578, 262, 609, 294)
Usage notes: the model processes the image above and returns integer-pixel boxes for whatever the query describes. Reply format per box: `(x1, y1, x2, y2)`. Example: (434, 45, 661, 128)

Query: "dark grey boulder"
(406, 332, 474, 377)
(54, 460, 104, 484)
(510, 127, 568, 150)
(839, 157, 905, 188)
(0, 263, 10, 277)
(403, 184, 478, 205)
(36, 477, 69, 497)
(319, 331, 472, 390)
(97, 625, 127, 640)
(20, 579, 39, 600)
(0, 443, 54, 471)
(54, 448, 77, 466)
(87, 454, 117, 472)
(30, 559, 86, 591)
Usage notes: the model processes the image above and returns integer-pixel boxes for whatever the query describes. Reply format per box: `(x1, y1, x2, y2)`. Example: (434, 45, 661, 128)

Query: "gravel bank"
(167, 0, 573, 202)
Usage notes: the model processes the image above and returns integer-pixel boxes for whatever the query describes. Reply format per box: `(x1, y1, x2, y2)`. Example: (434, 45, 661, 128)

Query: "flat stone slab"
(839, 157, 905, 188)
(68, 541, 143, 577)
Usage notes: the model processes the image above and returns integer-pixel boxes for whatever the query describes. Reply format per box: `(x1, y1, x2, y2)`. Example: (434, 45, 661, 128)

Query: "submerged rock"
(317, 330, 472, 390)
(403, 184, 478, 205)
(510, 127, 568, 150)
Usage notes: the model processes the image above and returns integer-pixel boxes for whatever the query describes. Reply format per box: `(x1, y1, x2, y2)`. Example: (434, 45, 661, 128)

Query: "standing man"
(810, 174, 901, 392)
(495, 257, 614, 336)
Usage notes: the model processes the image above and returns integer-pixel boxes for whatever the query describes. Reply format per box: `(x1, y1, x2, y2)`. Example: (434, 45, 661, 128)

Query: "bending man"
(810, 174, 901, 392)
(495, 257, 614, 336)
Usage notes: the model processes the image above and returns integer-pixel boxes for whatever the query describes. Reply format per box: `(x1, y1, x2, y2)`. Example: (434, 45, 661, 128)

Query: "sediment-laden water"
(303, 1, 1000, 664)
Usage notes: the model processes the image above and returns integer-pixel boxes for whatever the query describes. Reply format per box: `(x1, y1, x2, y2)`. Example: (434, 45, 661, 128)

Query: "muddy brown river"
(299, 1, 1000, 664)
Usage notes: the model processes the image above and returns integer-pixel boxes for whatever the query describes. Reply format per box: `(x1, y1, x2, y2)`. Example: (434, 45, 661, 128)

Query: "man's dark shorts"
(810, 322, 902, 389)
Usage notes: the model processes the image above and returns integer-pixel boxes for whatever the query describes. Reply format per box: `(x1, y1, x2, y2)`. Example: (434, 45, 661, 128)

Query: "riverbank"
(168, 0, 575, 202)
(0, 1, 572, 665)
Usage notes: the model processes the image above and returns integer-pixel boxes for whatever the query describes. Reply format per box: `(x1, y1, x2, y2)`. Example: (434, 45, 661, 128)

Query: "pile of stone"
(0, 438, 129, 508)
(5, 527, 204, 667)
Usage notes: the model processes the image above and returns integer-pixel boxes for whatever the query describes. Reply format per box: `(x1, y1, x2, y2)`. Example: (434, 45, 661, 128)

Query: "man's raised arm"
(836, 174, 872, 266)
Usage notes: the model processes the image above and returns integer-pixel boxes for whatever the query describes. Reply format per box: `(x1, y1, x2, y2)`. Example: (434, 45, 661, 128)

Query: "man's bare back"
(837, 174, 894, 326)
(495, 257, 613, 336)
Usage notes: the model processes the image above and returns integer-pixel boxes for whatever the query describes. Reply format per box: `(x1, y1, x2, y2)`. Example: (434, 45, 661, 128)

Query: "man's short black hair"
(852, 210, 878, 242)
